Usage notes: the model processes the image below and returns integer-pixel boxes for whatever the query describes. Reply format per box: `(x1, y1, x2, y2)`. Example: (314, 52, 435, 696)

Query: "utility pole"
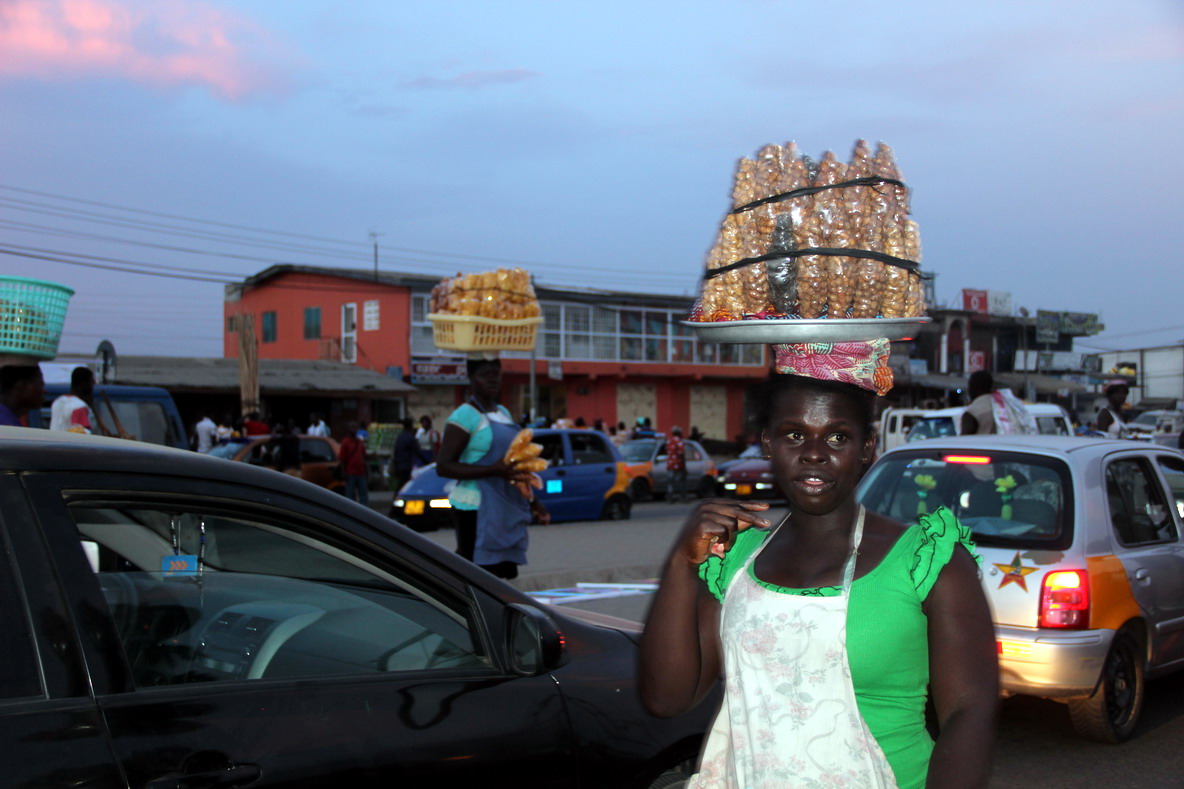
(369, 229, 384, 281)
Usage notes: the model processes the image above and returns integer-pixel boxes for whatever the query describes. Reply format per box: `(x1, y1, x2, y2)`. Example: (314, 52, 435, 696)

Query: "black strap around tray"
(704, 247, 919, 280)
(728, 176, 906, 215)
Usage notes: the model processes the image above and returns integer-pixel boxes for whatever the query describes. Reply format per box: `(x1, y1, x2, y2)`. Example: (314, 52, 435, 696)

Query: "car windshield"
(905, 416, 958, 442)
(739, 445, 764, 459)
(619, 439, 658, 462)
(858, 448, 1073, 549)
(1132, 412, 1160, 427)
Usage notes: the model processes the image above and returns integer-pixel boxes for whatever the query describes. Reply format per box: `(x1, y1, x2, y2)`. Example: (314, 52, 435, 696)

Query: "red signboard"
(962, 289, 989, 315)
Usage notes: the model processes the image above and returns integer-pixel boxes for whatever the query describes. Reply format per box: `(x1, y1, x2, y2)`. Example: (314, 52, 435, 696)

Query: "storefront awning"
(995, 372, 1086, 395)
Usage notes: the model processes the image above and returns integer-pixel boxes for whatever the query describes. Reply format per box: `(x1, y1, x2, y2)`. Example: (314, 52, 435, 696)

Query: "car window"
(299, 438, 336, 463)
(68, 503, 490, 688)
(619, 440, 658, 463)
(859, 449, 1071, 550)
(1107, 458, 1175, 545)
(1036, 416, 1069, 436)
(536, 434, 564, 467)
(94, 399, 179, 448)
(687, 443, 703, 462)
(0, 534, 42, 699)
(905, 417, 957, 442)
(569, 433, 612, 465)
(1158, 455, 1184, 520)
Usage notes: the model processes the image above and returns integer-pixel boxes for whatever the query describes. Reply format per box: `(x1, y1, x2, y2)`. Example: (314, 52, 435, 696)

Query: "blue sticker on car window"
(162, 555, 198, 575)
(546, 479, 563, 494)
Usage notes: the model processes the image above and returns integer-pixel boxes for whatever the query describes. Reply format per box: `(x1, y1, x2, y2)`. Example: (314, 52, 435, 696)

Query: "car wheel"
(600, 493, 632, 521)
(629, 478, 650, 502)
(696, 476, 716, 498)
(1068, 631, 1145, 743)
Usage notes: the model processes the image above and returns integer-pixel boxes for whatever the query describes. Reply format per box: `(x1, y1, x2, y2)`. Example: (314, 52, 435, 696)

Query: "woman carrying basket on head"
(639, 340, 998, 788)
(435, 355, 549, 580)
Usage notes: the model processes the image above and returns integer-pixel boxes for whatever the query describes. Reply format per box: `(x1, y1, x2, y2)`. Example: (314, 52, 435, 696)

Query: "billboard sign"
(1036, 310, 1060, 344)
(987, 291, 1012, 316)
(962, 289, 989, 314)
(410, 355, 468, 385)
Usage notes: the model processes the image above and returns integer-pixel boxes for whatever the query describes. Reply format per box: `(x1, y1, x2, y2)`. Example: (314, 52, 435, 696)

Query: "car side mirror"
(506, 603, 565, 676)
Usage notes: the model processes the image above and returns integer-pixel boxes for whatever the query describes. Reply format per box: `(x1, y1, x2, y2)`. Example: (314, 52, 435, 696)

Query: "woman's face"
(762, 386, 875, 517)
(469, 363, 502, 401)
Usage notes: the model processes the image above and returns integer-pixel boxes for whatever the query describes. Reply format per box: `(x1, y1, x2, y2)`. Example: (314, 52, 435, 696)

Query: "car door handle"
(146, 763, 262, 789)
(556, 469, 566, 477)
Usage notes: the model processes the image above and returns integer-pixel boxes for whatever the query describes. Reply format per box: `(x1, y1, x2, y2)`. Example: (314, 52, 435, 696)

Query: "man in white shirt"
(308, 412, 330, 437)
(961, 370, 995, 435)
(50, 366, 95, 433)
(194, 412, 217, 452)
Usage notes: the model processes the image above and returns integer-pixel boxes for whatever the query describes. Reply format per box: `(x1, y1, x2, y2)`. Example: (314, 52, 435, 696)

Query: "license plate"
(404, 500, 425, 515)
(736, 484, 753, 496)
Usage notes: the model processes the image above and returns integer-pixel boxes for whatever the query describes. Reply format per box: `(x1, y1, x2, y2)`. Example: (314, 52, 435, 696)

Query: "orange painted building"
(225, 265, 770, 446)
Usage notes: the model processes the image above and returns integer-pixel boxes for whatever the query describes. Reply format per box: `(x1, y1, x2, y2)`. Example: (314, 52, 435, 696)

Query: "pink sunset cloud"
(0, 0, 298, 101)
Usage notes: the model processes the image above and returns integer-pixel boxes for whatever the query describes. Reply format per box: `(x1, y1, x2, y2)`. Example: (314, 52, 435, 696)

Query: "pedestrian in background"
(391, 417, 427, 493)
(0, 365, 44, 427)
(308, 412, 330, 437)
(665, 426, 688, 503)
(50, 366, 94, 434)
(338, 421, 369, 506)
(271, 422, 301, 474)
(415, 415, 441, 462)
(1096, 380, 1129, 438)
(961, 370, 996, 435)
(193, 411, 217, 452)
(242, 411, 270, 436)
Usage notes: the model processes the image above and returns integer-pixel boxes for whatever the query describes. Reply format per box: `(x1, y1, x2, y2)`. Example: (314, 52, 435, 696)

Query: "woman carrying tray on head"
(639, 339, 997, 788)
(435, 355, 549, 579)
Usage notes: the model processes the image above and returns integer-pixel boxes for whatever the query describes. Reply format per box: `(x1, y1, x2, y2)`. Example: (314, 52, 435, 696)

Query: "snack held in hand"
(691, 139, 928, 323)
(504, 428, 545, 469)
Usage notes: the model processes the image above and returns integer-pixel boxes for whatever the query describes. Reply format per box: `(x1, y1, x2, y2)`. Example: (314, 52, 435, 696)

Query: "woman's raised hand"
(674, 499, 773, 566)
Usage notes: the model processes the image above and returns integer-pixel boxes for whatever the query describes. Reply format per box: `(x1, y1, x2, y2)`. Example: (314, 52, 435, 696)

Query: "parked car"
(712, 443, 764, 493)
(209, 434, 344, 493)
(618, 436, 717, 501)
(719, 454, 783, 500)
(904, 402, 1073, 443)
(31, 382, 189, 449)
(391, 428, 632, 531)
(857, 434, 1184, 742)
(0, 427, 716, 787)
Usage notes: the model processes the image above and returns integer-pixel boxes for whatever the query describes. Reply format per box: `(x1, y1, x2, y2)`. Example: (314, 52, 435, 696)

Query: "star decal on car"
(994, 551, 1039, 592)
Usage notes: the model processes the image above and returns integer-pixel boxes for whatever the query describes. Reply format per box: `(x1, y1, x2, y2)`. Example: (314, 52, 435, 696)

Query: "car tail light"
(1039, 570, 1089, 629)
(943, 455, 991, 465)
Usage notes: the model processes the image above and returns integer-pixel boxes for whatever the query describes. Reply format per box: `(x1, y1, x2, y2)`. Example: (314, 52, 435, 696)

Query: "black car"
(0, 427, 714, 787)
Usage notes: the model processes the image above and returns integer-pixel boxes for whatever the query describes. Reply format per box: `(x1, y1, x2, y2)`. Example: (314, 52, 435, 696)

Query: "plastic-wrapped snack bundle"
(851, 143, 900, 318)
(792, 210, 827, 319)
(731, 157, 758, 209)
(904, 222, 926, 317)
(906, 272, 927, 317)
(697, 231, 728, 320)
(737, 213, 771, 315)
(813, 152, 856, 318)
(876, 144, 911, 318)
(844, 140, 875, 251)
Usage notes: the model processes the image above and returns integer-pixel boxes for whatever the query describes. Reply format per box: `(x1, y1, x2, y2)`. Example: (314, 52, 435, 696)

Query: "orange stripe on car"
(1087, 554, 1140, 630)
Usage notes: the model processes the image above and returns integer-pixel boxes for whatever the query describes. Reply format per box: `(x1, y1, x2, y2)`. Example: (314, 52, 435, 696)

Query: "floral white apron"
(690, 507, 897, 788)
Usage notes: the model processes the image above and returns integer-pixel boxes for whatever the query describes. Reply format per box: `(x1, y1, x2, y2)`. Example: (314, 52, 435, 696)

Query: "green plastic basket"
(0, 276, 74, 359)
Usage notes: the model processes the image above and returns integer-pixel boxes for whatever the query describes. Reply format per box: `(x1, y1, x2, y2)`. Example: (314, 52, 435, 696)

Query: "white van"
(876, 408, 930, 454)
(904, 402, 1073, 444)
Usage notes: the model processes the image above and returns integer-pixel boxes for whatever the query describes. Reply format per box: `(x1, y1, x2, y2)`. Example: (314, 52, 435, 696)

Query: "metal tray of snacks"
(682, 317, 931, 344)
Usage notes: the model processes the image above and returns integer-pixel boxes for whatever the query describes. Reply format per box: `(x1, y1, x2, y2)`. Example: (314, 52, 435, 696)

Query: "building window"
(226, 315, 237, 333)
(363, 300, 380, 331)
(411, 290, 763, 367)
(303, 307, 321, 340)
(262, 311, 277, 343)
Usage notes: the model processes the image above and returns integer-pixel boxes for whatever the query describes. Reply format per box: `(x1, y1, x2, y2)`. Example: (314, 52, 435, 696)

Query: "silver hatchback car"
(858, 435, 1184, 742)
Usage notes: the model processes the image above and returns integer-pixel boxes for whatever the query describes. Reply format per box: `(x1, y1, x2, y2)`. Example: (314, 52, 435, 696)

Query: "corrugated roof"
(115, 356, 415, 395)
